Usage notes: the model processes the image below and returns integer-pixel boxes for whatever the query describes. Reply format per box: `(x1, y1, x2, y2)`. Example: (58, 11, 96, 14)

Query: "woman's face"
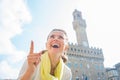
(46, 31, 68, 56)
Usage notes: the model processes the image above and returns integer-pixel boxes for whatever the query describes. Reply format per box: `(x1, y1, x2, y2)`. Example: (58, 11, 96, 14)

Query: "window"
(81, 50, 83, 53)
(74, 48, 76, 51)
(74, 63, 78, 68)
(84, 50, 86, 53)
(76, 77, 79, 80)
(67, 63, 72, 68)
(95, 65, 99, 70)
(87, 64, 90, 69)
(80, 63, 82, 68)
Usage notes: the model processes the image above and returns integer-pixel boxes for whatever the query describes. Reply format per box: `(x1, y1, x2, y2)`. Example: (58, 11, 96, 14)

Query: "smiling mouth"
(52, 45, 59, 48)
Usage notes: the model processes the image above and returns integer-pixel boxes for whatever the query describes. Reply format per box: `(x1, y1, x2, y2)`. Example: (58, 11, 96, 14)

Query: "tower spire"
(72, 9, 89, 47)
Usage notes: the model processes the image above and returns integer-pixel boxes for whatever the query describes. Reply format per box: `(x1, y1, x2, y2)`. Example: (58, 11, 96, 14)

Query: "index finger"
(29, 40, 34, 54)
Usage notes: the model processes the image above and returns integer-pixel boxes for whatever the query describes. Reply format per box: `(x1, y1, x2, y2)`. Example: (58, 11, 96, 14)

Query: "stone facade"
(115, 63, 120, 80)
(66, 9, 106, 80)
(106, 68, 119, 80)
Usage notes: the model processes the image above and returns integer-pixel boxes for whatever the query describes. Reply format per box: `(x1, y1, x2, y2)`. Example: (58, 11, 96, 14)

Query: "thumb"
(29, 40, 34, 54)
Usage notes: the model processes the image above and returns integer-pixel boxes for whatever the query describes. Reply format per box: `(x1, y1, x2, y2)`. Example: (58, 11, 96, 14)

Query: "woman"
(18, 29, 72, 80)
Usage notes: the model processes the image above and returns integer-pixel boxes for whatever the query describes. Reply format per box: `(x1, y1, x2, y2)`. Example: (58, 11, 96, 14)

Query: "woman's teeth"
(52, 44, 59, 48)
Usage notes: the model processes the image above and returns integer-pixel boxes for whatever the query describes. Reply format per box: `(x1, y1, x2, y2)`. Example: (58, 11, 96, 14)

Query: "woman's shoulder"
(64, 64, 71, 72)
(62, 64, 72, 80)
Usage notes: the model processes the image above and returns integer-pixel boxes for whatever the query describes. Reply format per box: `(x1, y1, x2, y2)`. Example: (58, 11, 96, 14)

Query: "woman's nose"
(54, 37, 58, 40)
(54, 36, 59, 40)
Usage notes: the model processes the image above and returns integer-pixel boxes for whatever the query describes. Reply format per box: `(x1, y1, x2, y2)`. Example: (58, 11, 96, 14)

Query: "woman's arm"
(18, 41, 42, 80)
(18, 60, 36, 80)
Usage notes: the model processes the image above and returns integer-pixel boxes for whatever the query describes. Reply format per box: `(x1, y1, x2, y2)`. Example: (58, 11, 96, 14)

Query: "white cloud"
(0, 61, 19, 79)
(0, 0, 31, 37)
(0, 0, 31, 79)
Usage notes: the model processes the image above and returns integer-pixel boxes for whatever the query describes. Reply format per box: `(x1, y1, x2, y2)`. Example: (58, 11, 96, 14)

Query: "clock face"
(83, 41, 88, 47)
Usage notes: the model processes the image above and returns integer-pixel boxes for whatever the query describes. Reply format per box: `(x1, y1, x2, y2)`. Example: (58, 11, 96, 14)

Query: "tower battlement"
(67, 42, 104, 61)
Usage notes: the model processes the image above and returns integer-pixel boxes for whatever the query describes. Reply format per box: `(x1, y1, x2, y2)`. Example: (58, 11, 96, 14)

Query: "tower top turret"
(73, 9, 86, 28)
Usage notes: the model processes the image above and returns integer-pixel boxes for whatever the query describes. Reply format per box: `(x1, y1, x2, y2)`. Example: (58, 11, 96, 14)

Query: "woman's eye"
(49, 35, 65, 40)
(59, 36, 64, 39)
(50, 35, 54, 38)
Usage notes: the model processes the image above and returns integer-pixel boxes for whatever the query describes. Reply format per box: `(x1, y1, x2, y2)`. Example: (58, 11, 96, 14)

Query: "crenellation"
(68, 43, 103, 55)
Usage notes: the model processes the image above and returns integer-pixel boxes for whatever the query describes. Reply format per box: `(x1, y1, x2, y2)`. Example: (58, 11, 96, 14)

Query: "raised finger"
(29, 40, 34, 54)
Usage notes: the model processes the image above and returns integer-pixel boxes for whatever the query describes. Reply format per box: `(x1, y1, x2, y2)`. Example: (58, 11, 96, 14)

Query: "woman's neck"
(50, 53, 60, 66)
(48, 52, 61, 75)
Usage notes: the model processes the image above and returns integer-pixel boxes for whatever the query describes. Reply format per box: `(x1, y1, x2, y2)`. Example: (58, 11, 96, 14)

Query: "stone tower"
(72, 9, 89, 47)
(67, 9, 106, 80)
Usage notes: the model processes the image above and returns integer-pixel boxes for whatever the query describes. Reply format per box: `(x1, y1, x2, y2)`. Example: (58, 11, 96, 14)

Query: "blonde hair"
(47, 29, 68, 40)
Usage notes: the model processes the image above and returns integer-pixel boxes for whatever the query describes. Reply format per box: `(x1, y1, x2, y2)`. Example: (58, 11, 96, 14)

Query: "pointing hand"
(27, 40, 42, 70)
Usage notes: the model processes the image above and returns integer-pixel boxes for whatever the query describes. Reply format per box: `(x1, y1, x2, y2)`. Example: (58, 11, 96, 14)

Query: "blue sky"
(0, 0, 120, 79)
